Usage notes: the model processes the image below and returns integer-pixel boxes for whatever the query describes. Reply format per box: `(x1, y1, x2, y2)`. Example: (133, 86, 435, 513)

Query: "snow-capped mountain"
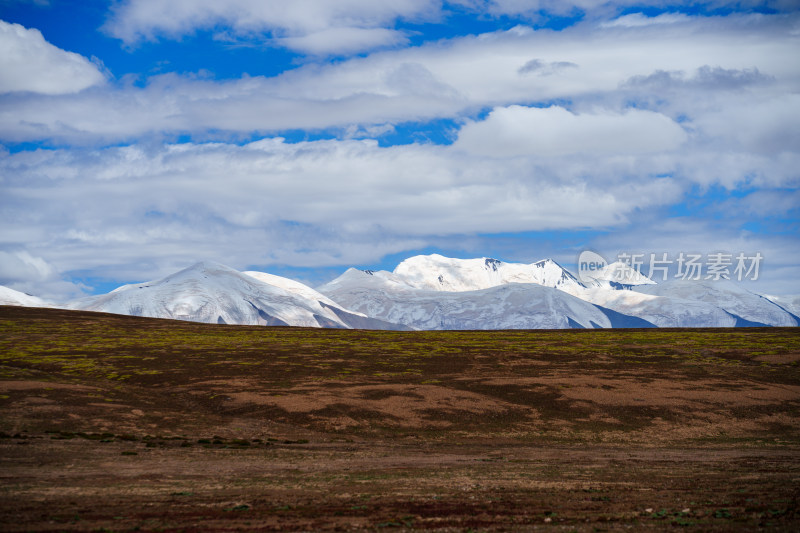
(392, 254, 586, 293)
(0, 285, 52, 307)
(242, 270, 410, 330)
(764, 294, 800, 318)
(581, 261, 657, 289)
(318, 268, 614, 329)
(575, 286, 738, 328)
(633, 279, 798, 327)
(319, 254, 798, 329)
(5, 254, 796, 330)
(71, 261, 407, 329)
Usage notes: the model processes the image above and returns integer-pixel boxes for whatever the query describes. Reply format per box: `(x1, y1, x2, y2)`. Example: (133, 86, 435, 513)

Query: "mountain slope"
(0, 285, 51, 307)
(633, 279, 798, 327)
(242, 270, 411, 330)
(319, 269, 612, 330)
(575, 286, 737, 328)
(321, 255, 797, 329)
(581, 261, 657, 290)
(73, 262, 355, 328)
(764, 294, 800, 320)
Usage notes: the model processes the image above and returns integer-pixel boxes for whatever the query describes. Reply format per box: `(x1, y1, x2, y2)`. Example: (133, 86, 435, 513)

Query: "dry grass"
(1, 305, 799, 531)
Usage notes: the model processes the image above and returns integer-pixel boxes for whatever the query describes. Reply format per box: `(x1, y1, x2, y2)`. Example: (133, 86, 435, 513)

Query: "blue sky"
(0, 0, 798, 299)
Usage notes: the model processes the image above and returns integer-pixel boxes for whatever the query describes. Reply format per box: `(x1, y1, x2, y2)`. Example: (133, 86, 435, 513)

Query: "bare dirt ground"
(1, 306, 799, 531)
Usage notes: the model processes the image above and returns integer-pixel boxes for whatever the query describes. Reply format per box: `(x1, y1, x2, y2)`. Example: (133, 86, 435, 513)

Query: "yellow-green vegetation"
(1, 305, 799, 444)
(1, 306, 799, 532)
(1, 306, 798, 386)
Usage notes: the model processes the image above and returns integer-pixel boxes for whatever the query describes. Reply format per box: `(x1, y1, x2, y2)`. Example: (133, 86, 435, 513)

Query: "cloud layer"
(455, 106, 688, 157)
(0, 4, 798, 298)
(2, 13, 797, 146)
(104, 0, 439, 54)
(0, 137, 682, 265)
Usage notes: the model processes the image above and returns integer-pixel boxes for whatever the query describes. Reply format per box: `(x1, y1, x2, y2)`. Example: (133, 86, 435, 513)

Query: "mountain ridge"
(2, 254, 797, 330)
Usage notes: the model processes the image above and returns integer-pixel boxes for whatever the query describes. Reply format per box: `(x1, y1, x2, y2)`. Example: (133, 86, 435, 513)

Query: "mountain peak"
(390, 254, 587, 293)
(184, 260, 238, 273)
(76, 261, 357, 329)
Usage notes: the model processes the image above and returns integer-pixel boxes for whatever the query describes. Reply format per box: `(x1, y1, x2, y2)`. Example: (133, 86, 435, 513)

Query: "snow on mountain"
(0, 285, 51, 307)
(582, 261, 656, 288)
(72, 261, 371, 328)
(318, 268, 612, 330)
(242, 270, 411, 330)
(527, 259, 588, 291)
(577, 286, 737, 328)
(392, 254, 586, 293)
(12, 254, 796, 331)
(243, 270, 350, 309)
(321, 254, 799, 329)
(763, 294, 800, 319)
(317, 267, 416, 294)
(633, 279, 798, 327)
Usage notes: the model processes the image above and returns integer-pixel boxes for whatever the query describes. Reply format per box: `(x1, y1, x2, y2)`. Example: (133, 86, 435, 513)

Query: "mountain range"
(2, 254, 797, 330)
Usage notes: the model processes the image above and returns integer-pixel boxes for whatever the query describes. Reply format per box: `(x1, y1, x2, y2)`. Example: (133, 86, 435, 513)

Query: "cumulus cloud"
(0, 20, 105, 94)
(1, 7, 798, 296)
(104, 0, 438, 55)
(454, 105, 688, 157)
(2, 12, 797, 146)
(0, 249, 89, 301)
(0, 136, 684, 286)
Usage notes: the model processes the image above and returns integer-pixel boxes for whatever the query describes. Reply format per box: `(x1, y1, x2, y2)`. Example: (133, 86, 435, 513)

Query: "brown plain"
(1, 306, 799, 531)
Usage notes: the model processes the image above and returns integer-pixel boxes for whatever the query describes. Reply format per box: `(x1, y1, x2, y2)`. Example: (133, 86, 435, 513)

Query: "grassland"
(1, 305, 799, 531)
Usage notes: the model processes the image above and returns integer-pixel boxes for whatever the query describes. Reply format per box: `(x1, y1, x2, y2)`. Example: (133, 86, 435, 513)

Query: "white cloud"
(0, 136, 683, 286)
(482, 0, 604, 17)
(454, 105, 687, 157)
(601, 12, 690, 28)
(0, 250, 55, 282)
(0, 20, 105, 94)
(101, 0, 800, 53)
(104, 0, 438, 54)
(277, 27, 409, 56)
(693, 94, 800, 155)
(623, 66, 774, 91)
(482, 0, 800, 18)
(587, 216, 800, 296)
(674, 151, 800, 189)
(1, 8, 798, 296)
(0, 248, 90, 301)
(2, 12, 797, 148)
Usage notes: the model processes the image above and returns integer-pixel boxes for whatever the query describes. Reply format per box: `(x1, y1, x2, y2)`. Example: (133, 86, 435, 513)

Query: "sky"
(0, 0, 798, 301)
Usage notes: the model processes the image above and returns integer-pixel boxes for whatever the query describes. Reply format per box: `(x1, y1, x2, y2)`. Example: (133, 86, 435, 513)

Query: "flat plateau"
(1, 306, 799, 531)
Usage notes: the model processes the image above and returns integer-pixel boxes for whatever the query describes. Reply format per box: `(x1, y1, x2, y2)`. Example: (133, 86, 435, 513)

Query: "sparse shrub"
(714, 508, 733, 519)
(224, 504, 250, 512)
